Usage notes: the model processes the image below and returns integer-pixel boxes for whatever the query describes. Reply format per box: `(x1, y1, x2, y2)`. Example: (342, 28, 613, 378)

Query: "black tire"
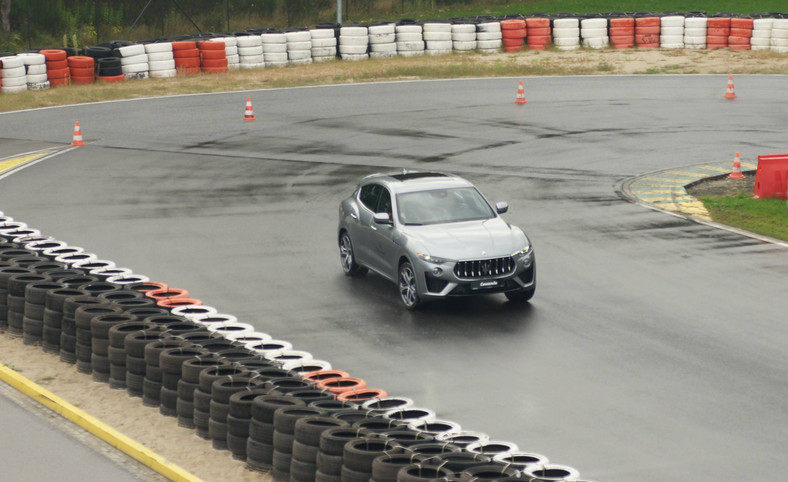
(123, 330, 164, 358)
(249, 419, 275, 443)
(159, 346, 209, 375)
(319, 427, 372, 456)
(176, 398, 195, 427)
(181, 357, 230, 384)
(211, 377, 265, 404)
(91, 313, 137, 339)
(91, 336, 110, 356)
(246, 438, 274, 470)
(75, 306, 123, 331)
(398, 261, 421, 310)
(193, 388, 213, 412)
(252, 396, 307, 424)
(210, 399, 230, 422)
(380, 430, 434, 448)
(273, 430, 295, 454)
(198, 365, 250, 393)
(272, 449, 292, 479)
(342, 437, 402, 473)
(504, 286, 535, 302)
(458, 463, 520, 480)
(372, 453, 427, 482)
(408, 442, 461, 457)
(294, 416, 350, 447)
(289, 456, 318, 482)
(274, 407, 325, 435)
(194, 408, 211, 439)
(160, 386, 178, 416)
(227, 432, 248, 460)
(292, 439, 320, 463)
(226, 413, 251, 437)
(340, 464, 371, 482)
(427, 451, 492, 473)
(126, 371, 144, 397)
(177, 378, 199, 401)
(229, 388, 271, 419)
(209, 418, 228, 449)
(108, 321, 155, 347)
(314, 470, 341, 482)
(25, 282, 62, 306)
(142, 377, 163, 406)
(125, 354, 147, 376)
(396, 464, 454, 482)
(23, 301, 45, 320)
(316, 451, 344, 475)
(339, 231, 367, 276)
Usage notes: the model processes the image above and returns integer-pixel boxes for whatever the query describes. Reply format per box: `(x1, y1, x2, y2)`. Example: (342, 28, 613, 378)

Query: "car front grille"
(454, 257, 515, 279)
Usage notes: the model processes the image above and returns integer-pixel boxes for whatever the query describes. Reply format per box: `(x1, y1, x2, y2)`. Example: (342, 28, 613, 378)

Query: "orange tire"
(730, 18, 753, 29)
(71, 75, 95, 85)
(69, 66, 95, 77)
(157, 297, 202, 308)
(302, 370, 351, 382)
(636, 17, 660, 27)
(706, 18, 731, 28)
(145, 287, 190, 301)
(171, 40, 197, 50)
(728, 44, 750, 50)
(130, 281, 168, 293)
(706, 35, 728, 45)
(729, 28, 752, 37)
(611, 38, 635, 49)
(315, 377, 367, 394)
(336, 388, 388, 402)
(40, 49, 67, 61)
(610, 17, 635, 27)
(635, 33, 660, 45)
(727, 36, 751, 45)
(502, 37, 526, 47)
(503, 45, 524, 52)
(526, 36, 551, 46)
(200, 49, 226, 60)
(501, 29, 527, 39)
(46, 67, 70, 80)
(635, 26, 660, 35)
(525, 18, 550, 28)
(174, 57, 201, 68)
(46, 59, 68, 70)
(173, 48, 200, 59)
(707, 27, 731, 36)
(67, 56, 95, 68)
(198, 40, 225, 50)
(500, 19, 526, 30)
(527, 27, 551, 36)
(48, 76, 70, 87)
(201, 58, 228, 68)
(706, 42, 728, 49)
(610, 26, 635, 36)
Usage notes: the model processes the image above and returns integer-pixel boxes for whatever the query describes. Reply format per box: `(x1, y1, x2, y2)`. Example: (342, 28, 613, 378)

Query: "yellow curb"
(0, 365, 203, 482)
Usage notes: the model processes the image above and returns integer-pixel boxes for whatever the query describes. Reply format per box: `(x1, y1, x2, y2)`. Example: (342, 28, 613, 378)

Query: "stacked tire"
(42, 49, 70, 87)
(771, 18, 788, 53)
(707, 16, 731, 49)
(6, 272, 49, 338)
(145, 42, 176, 79)
(729, 17, 754, 50)
(60, 295, 104, 364)
(246, 395, 306, 472)
(217, 37, 240, 69)
(198, 40, 228, 73)
(635, 15, 661, 48)
(290, 416, 349, 482)
(580, 17, 609, 49)
(68, 56, 95, 85)
(339, 25, 369, 61)
(660, 15, 685, 49)
(42, 287, 87, 354)
(423, 22, 452, 56)
(226, 388, 271, 460)
(368, 23, 397, 59)
(96, 56, 123, 83)
(23, 280, 62, 346)
(19, 53, 49, 90)
(552, 17, 581, 51)
(751, 18, 773, 51)
(476, 20, 503, 53)
(525, 17, 551, 50)
(262, 32, 288, 68)
(285, 30, 312, 66)
(451, 21, 477, 52)
(0, 55, 28, 94)
(118, 43, 149, 80)
(684, 15, 708, 49)
(90, 313, 137, 383)
(74, 304, 122, 374)
(500, 19, 526, 52)
(237, 34, 265, 69)
(172, 40, 201, 74)
(106, 320, 154, 390)
(609, 16, 636, 49)
(310, 28, 338, 62)
(396, 22, 424, 57)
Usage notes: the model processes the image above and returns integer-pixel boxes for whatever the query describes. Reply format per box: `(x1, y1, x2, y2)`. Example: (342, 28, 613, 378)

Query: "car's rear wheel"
(398, 261, 421, 310)
(505, 286, 535, 303)
(339, 232, 366, 276)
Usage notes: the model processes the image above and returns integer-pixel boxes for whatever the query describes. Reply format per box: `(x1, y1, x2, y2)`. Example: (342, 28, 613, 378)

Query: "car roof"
(360, 171, 474, 193)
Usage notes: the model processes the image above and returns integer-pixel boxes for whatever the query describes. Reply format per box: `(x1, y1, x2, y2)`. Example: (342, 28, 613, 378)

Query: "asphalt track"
(1, 75, 788, 481)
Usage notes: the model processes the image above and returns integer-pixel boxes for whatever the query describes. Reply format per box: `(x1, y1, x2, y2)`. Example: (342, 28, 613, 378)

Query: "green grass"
(701, 193, 788, 241)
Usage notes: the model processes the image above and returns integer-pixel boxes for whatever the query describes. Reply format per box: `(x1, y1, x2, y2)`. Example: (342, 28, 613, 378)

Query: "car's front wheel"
(398, 261, 421, 310)
(339, 232, 366, 276)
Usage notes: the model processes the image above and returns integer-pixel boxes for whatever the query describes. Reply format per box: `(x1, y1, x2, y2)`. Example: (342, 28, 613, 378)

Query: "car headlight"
(511, 244, 532, 259)
(417, 253, 454, 265)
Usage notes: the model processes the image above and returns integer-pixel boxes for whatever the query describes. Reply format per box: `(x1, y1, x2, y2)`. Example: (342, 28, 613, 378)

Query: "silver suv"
(338, 171, 535, 310)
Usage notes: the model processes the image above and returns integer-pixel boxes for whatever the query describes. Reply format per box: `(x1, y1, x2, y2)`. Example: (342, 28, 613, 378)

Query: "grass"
(701, 193, 788, 241)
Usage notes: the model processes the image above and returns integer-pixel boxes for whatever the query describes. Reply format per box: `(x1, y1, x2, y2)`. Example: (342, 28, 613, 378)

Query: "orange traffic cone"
(71, 121, 85, 146)
(728, 152, 744, 179)
(724, 75, 736, 99)
(243, 97, 256, 121)
(515, 80, 527, 105)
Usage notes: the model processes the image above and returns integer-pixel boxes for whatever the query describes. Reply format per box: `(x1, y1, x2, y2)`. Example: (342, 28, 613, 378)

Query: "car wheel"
(398, 261, 421, 310)
(339, 232, 366, 276)
(505, 286, 535, 303)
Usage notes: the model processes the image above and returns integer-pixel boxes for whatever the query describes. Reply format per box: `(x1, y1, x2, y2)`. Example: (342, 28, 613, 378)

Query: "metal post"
(337, 0, 342, 25)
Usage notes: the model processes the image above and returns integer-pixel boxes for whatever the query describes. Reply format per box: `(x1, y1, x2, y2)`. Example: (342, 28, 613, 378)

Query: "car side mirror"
(373, 212, 393, 225)
(496, 202, 509, 214)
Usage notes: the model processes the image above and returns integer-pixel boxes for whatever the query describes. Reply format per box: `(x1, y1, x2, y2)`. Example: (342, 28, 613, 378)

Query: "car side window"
(376, 188, 392, 216)
(359, 184, 381, 212)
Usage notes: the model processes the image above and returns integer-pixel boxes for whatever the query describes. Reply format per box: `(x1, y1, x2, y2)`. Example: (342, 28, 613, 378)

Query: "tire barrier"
(772, 18, 788, 53)
(525, 17, 552, 50)
(580, 17, 608, 49)
(477, 20, 503, 54)
(0, 225, 589, 481)
(500, 19, 526, 52)
(286, 30, 313, 66)
(396, 22, 425, 57)
(339, 25, 369, 61)
(172, 40, 201, 74)
(311, 27, 338, 62)
(198, 40, 229, 73)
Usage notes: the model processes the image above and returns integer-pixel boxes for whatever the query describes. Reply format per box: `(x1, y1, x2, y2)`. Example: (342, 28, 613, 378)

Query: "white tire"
(18, 53, 45, 65)
(397, 49, 424, 57)
(225, 46, 238, 56)
(397, 41, 425, 51)
(397, 32, 423, 42)
(582, 37, 609, 49)
(426, 40, 453, 50)
(581, 27, 607, 38)
(311, 47, 337, 57)
(477, 22, 501, 33)
(368, 24, 395, 35)
(238, 35, 263, 47)
(425, 48, 452, 55)
(660, 26, 684, 36)
(121, 62, 148, 74)
(453, 40, 477, 50)
(423, 22, 451, 32)
(148, 59, 175, 71)
(1, 65, 25, 78)
(423, 31, 451, 41)
(146, 51, 173, 62)
(683, 36, 707, 45)
(753, 18, 773, 29)
(750, 37, 770, 47)
(144, 42, 172, 53)
(0, 56, 23, 69)
(125, 71, 148, 80)
(238, 45, 263, 56)
(475, 31, 502, 41)
(684, 17, 707, 28)
(226, 54, 240, 64)
(476, 39, 502, 49)
(340, 53, 368, 61)
(261, 33, 286, 44)
(396, 24, 423, 34)
(370, 42, 396, 53)
(310, 28, 335, 39)
(239, 61, 265, 69)
(264, 42, 287, 53)
(369, 51, 397, 59)
(338, 44, 368, 54)
(771, 37, 788, 47)
(751, 29, 771, 39)
(2, 74, 27, 86)
(771, 29, 788, 40)
(289, 58, 312, 65)
(287, 49, 311, 60)
(661, 15, 685, 27)
(340, 26, 367, 36)
(553, 36, 580, 46)
(285, 30, 311, 42)
(771, 45, 788, 53)
(241, 54, 265, 64)
(218, 36, 237, 47)
(264, 52, 288, 62)
(120, 53, 148, 65)
(553, 18, 579, 28)
(118, 43, 145, 57)
(553, 27, 580, 38)
(287, 41, 312, 51)
(2, 84, 27, 94)
(25, 63, 47, 75)
(25, 73, 48, 83)
(369, 33, 396, 44)
(313, 55, 335, 62)
(660, 42, 685, 49)
(27, 81, 49, 90)
(149, 68, 176, 78)
(660, 35, 684, 44)
(340, 35, 369, 46)
(581, 18, 607, 29)
(452, 32, 476, 42)
(773, 19, 788, 29)
(311, 37, 337, 47)
(451, 24, 476, 34)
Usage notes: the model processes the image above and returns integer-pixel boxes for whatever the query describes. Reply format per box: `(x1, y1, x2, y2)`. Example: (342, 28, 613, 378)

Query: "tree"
(1, 0, 10, 32)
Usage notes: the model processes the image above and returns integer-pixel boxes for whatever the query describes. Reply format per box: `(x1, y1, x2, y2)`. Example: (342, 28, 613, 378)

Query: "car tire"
(339, 232, 367, 276)
(398, 261, 421, 310)
(504, 286, 535, 303)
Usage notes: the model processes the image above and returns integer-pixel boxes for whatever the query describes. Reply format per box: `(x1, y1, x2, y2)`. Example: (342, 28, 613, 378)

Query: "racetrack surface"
(2, 75, 788, 481)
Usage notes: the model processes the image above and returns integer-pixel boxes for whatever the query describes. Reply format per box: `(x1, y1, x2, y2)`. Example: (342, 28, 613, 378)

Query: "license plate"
(471, 279, 502, 290)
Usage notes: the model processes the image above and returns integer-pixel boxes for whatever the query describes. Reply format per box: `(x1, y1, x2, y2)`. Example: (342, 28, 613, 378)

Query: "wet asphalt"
(1, 75, 788, 481)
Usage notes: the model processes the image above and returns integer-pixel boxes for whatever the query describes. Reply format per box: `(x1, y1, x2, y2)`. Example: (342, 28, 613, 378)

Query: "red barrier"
(753, 154, 788, 199)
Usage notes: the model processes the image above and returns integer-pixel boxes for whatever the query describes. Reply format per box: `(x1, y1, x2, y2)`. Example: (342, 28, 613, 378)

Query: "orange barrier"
(753, 154, 788, 199)
(302, 369, 351, 382)
(707, 17, 730, 49)
(525, 17, 551, 50)
(145, 287, 190, 301)
(500, 19, 526, 52)
(315, 376, 367, 394)
(199, 40, 228, 74)
(336, 388, 388, 402)
(129, 281, 168, 293)
(610, 17, 636, 49)
(157, 297, 203, 308)
(635, 16, 660, 48)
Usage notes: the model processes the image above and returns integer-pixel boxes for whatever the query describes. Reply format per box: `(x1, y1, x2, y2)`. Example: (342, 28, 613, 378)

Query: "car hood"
(403, 217, 526, 260)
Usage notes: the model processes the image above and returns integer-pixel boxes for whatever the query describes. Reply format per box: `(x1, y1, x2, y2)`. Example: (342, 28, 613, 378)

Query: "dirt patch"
(686, 173, 755, 198)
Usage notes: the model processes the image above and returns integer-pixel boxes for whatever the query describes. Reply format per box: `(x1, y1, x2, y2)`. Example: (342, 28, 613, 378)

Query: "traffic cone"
(243, 97, 256, 121)
(71, 121, 85, 146)
(724, 75, 736, 99)
(515, 80, 527, 105)
(728, 152, 744, 179)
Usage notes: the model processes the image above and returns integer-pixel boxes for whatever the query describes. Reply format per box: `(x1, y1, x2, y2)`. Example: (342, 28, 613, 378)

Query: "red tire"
(40, 49, 67, 61)
(302, 370, 351, 383)
(46, 59, 68, 70)
(729, 28, 753, 37)
(67, 56, 95, 68)
(706, 18, 731, 28)
(727, 36, 751, 46)
(728, 44, 750, 50)
(46, 67, 70, 81)
(610, 26, 635, 36)
(635, 26, 660, 35)
(69, 66, 95, 77)
(173, 48, 200, 59)
(500, 19, 526, 30)
(707, 27, 731, 36)
(503, 45, 524, 52)
(315, 377, 367, 394)
(171, 40, 197, 50)
(502, 37, 525, 48)
(49, 76, 71, 87)
(635, 33, 660, 45)
(501, 29, 526, 39)
(636, 17, 660, 27)
(174, 57, 201, 68)
(71, 75, 95, 85)
(730, 18, 753, 29)
(198, 40, 225, 50)
(200, 49, 226, 60)
(526, 36, 551, 48)
(201, 58, 228, 68)
(525, 18, 550, 28)
(157, 297, 203, 308)
(610, 17, 635, 27)
(336, 388, 388, 402)
(145, 287, 190, 301)
(527, 27, 550, 37)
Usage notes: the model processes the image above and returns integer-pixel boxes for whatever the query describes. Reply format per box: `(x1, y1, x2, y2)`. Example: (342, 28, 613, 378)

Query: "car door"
(366, 187, 400, 280)
(350, 183, 383, 267)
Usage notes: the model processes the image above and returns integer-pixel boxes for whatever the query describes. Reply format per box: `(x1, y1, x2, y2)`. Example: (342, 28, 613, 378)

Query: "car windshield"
(396, 187, 495, 225)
